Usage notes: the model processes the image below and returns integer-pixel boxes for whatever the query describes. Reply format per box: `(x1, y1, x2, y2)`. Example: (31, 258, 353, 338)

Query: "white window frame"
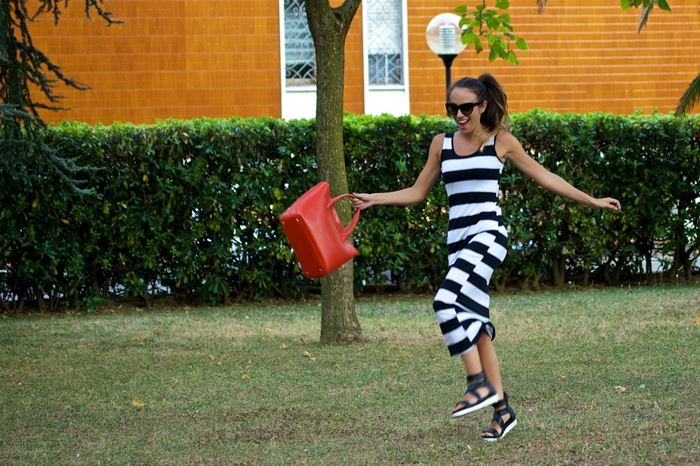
(362, 0, 410, 116)
(279, 0, 317, 120)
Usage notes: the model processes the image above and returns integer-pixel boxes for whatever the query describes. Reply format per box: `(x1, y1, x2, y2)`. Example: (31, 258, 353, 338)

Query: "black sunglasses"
(445, 101, 485, 117)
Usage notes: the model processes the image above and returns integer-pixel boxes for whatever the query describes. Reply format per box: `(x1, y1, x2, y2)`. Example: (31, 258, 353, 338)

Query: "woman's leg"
(476, 332, 503, 400)
(437, 230, 508, 417)
(476, 333, 516, 438)
(451, 342, 498, 416)
(459, 345, 482, 374)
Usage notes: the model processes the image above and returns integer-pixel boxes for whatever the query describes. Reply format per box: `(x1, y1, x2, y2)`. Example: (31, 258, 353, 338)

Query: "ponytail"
(448, 74, 511, 150)
(476, 73, 510, 149)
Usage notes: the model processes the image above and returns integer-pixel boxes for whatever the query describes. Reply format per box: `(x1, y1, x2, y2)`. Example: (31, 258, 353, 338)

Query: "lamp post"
(425, 13, 466, 115)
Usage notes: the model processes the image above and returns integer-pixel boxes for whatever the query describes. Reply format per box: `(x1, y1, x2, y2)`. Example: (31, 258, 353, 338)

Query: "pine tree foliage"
(0, 0, 120, 193)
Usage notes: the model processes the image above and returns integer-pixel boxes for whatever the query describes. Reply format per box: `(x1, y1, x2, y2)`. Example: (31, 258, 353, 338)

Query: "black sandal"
(451, 371, 499, 418)
(481, 392, 518, 441)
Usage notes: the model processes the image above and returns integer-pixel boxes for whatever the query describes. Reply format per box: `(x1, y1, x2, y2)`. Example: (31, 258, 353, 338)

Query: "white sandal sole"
(482, 419, 518, 442)
(451, 393, 499, 418)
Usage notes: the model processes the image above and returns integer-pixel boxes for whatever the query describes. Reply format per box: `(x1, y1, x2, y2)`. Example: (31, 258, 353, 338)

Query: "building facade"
(30, 0, 700, 125)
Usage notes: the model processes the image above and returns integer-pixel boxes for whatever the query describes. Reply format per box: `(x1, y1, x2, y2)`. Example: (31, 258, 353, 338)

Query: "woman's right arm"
(352, 134, 444, 210)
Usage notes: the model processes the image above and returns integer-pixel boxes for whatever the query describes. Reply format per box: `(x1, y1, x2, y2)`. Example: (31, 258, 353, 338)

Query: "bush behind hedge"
(1, 111, 698, 310)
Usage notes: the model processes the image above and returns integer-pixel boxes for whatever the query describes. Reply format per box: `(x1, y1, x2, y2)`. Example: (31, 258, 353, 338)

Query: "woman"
(352, 74, 621, 441)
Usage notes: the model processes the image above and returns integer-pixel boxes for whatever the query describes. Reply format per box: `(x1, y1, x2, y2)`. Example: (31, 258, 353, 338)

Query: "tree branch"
(333, 0, 362, 31)
(637, 0, 656, 32)
(536, 0, 547, 14)
(676, 71, 700, 115)
(0, 0, 119, 193)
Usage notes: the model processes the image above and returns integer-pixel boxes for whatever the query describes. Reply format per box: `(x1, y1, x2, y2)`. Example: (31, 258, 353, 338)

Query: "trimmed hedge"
(1, 111, 698, 310)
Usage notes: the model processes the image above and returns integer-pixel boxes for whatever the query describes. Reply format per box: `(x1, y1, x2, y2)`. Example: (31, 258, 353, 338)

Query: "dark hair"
(448, 73, 511, 148)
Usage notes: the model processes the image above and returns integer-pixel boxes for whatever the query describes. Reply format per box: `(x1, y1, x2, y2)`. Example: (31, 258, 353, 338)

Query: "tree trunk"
(533, 262, 542, 290)
(644, 247, 653, 285)
(92, 275, 102, 297)
(603, 259, 612, 286)
(0, 296, 9, 314)
(305, 0, 363, 344)
(34, 285, 46, 313)
(493, 264, 515, 292)
(17, 284, 27, 314)
(142, 275, 153, 308)
(582, 262, 590, 287)
(492, 271, 506, 292)
(682, 249, 692, 281)
(612, 254, 625, 286)
(49, 287, 59, 311)
(520, 276, 530, 292)
(551, 254, 566, 288)
(666, 242, 682, 279)
(395, 269, 406, 292)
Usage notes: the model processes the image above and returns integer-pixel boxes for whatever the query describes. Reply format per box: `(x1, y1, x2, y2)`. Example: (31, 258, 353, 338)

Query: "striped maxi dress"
(433, 132, 509, 357)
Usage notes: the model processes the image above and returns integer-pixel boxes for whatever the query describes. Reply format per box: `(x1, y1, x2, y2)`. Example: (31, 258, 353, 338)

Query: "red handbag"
(279, 182, 360, 278)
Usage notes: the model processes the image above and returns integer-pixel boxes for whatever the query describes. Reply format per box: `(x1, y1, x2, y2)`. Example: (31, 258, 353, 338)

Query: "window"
(365, 0, 404, 86)
(283, 0, 315, 86)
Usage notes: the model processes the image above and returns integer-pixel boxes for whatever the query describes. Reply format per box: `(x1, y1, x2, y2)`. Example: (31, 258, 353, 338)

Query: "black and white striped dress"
(433, 132, 509, 357)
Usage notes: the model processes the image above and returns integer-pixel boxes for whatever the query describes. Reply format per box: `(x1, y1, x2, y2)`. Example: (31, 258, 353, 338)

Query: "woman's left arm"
(498, 132, 621, 212)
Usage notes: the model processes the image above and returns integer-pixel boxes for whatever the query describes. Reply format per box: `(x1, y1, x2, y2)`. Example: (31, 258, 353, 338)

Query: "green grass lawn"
(1, 285, 699, 465)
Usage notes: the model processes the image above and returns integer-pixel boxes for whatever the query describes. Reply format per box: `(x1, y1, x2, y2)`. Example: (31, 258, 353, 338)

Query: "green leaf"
(454, 5, 467, 15)
(621, 0, 633, 11)
(495, 0, 510, 9)
(462, 31, 481, 46)
(487, 17, 501, 30)
(516, 37, 529, 50)
(506, 50, 520, 65)
(499, 13, 511, 23)
(657, 0, 671, 12)
(488, 46, 499, 62)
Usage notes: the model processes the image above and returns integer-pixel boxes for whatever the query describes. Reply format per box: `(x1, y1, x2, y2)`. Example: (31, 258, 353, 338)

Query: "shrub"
(1, 111, 698, 311)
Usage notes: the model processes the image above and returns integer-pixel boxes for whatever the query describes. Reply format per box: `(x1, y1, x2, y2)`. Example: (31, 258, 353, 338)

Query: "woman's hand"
(349, 134, 444, 211)
(590, 197, 622, 212)
(352, 193, 375, 210)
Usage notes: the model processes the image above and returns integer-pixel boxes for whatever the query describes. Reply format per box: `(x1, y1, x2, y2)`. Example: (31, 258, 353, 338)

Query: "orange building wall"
(29, 0, 365, 124)
(407, 0, 700, 115)
(29, 0, 700, 125)
(342, 3, 366, 115)
(31, 0, 284, 124)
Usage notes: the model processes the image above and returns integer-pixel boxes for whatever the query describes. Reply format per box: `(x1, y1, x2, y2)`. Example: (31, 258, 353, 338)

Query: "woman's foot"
(451, 371, 499, 418)
(481, 392, 517, 441)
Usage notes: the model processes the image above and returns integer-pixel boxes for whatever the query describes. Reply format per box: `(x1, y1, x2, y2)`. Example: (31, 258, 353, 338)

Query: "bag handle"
(328, 193, 361, 241)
